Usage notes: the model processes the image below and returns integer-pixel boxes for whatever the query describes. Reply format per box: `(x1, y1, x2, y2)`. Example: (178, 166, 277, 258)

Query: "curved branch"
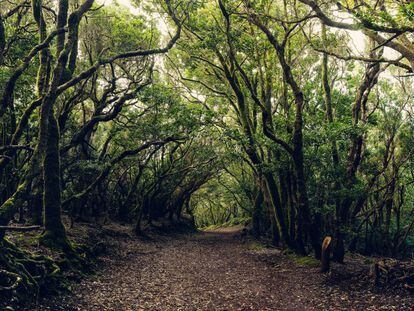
(0, 28, 66, 118)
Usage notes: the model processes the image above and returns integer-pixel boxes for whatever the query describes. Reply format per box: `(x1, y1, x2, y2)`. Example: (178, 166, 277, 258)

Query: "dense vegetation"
(1, 0, 414, 305)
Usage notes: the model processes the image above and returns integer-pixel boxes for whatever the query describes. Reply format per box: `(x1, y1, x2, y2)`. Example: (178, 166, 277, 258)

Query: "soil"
(25, 226, 414, 311)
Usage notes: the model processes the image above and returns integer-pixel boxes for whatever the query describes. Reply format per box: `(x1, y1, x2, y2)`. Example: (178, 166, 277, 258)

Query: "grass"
(199, 216, 251, 231)
(288, 254, 320, 267)
(247, 240, 266, 251)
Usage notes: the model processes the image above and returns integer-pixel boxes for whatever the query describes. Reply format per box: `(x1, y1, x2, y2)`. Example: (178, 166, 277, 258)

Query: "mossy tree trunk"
(41, 112, 67, 242)
(37, 0, 94, 251)
(249, 14, 321, 258)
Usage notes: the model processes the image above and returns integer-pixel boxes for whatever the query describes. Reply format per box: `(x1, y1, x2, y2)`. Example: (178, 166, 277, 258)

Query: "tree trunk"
(41, 112, 67, 244)
(252, 187, 263, 238)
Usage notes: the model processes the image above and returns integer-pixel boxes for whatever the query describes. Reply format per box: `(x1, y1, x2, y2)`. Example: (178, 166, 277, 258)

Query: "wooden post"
(321, 236, 332, 273)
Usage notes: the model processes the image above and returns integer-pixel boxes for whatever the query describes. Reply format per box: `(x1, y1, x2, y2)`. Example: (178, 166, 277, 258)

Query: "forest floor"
(21, 224, 414, 311)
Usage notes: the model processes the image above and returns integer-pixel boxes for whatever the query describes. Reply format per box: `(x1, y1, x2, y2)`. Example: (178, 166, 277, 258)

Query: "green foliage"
(1, 3, 414, 302)
(85, 4, 158, 55)
(290, 255, 320, 268)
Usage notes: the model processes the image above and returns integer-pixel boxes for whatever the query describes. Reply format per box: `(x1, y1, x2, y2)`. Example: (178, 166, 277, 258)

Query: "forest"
(1, 0, 414, 310)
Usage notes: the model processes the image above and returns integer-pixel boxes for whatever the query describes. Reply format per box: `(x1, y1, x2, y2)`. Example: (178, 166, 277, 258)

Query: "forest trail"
(32, 227, 413, 311)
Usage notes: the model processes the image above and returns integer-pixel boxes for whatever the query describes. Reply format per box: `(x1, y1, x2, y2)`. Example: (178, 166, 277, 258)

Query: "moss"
(363, 257, 374, 265)
(38, 231, 92, 276)
(200, 224, 221, 231)
(199, 216, 251, 231)
(38, 230, 74, 255)
(26, 236, 39, 246)
(247, 240, 265, 251)
(0, 182, 27, 240)
(282, 248, 296, 256)
(0, 239, 58, 304)
(0, 188, 95, 308)
(289, 254, 320, 268)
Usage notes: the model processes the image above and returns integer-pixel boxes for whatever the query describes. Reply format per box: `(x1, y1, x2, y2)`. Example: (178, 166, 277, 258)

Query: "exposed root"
(0, 233, 99, 309)
(38, 230, 75, 254)
(0, 270, 22, 291)
(370, 259, 414, 290)
(38, 230, 91, 274)
(0, 238, 65, 309)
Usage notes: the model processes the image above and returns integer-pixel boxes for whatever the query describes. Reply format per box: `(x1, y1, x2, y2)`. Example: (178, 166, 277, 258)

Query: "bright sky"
(99, 0, 399, 74)
(116, 0, 140, 15)
(97, 0, 169, 36)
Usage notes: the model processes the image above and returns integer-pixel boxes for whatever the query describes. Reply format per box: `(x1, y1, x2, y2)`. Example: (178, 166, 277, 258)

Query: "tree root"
(0, 239, 62, 308)
(0, 230, 103, 308)
(370, 259, 414, 291)
(38, 230, 90, 272)
(0, 270, 22, 291)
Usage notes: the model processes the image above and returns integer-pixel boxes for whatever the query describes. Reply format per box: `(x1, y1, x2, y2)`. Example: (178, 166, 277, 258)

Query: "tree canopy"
(1, 0, 414, 307)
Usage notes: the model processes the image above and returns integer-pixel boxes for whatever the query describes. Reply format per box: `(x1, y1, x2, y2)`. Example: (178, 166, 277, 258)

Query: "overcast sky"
(100, 0, 399, 65)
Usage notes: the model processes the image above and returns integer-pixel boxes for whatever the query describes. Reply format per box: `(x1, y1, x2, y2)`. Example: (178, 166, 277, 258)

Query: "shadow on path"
(32, 227, 414, 311)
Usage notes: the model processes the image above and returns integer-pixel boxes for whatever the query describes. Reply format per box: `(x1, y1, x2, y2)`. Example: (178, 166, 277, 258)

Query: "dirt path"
(33, 228, 414, 311)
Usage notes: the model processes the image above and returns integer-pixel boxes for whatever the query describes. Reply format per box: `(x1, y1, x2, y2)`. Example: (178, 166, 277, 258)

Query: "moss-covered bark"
(0, 183, 27, 240)
(0, 238, 61, 307)
(37, 110, 76, 255)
